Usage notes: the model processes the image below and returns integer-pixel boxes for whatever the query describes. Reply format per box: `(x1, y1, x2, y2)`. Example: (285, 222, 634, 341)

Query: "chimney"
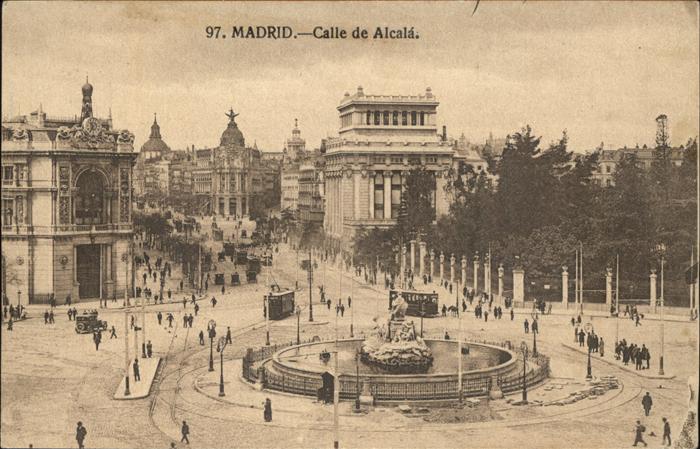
(442, 125, 447, 142)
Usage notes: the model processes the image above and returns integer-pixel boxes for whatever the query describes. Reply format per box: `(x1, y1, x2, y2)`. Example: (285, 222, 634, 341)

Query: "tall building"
(297, 151, 325, 225)
(283, 118, 306, 162)
(323, 86, 454, 243)
(591, 142, 688, 186)
(1, 80, 137, 304)
(280, 120, 308, 214)
(190, 109, 270, 218)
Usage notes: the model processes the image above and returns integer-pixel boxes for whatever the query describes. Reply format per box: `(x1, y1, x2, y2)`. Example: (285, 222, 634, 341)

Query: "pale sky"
(2, 1, 698, 153)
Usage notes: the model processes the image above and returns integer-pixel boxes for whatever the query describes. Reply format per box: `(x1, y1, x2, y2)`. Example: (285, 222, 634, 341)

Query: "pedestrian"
(194, 303, 200, 316)
(44, 310, 49, 324)
(157, 312, 163, 326)
(661, 417, 671, 446)
(524, 319, 529, 334)
(444, 331, 451, 340)
(49, 310, 54, 324)
(327, 300, 331, 311)
(167, 313, 174, 327)
(130, 315, 135, 329)
(348, 296, 352, 308)
(211, 297, 217, 308)
(221, 285, 225, 295)
(183, 297, 187, 308)
(180, 421, 190, 445)
(442, 304, 447, 317)
(531, 319, 538, 334)
(110, 326, 117, 339)
(599, 337, 604, 357)
(191, 294, 196, 305)
(633, 420, 647, 447)
(168, 289, 172, 300)
(6, 317, 12, 331)
(340, 304, 345, 317)
(510, 308, 514, 321)
(93, 331, 101, 351)
(76, 421, 87, 449)
(133, 358, 141, 382)
(635, 314, 641, 327)
(642, 392, 652, 416)
(146, 340, 153, 358)
(264, 398, 272, 422)
(199, 330, 205, 345)
(484, 310, 488, 322)
(183, 314, 188, 328)
(143, 272, 147, 285)
(3, 305, 7, 320)
(226, 326, 232, 344)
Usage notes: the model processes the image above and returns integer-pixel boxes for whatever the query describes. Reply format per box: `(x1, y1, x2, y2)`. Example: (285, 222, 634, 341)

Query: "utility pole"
(579, 241, 584, 315)
(615, 253, 620, 345)
(308, 248, 314, 322)
(350, 253, 354, 337)
(457, 281, 463, 403)
(659, 249, 665, 375)
(333, 350, 340, 449)
(123, 310, 130, 396)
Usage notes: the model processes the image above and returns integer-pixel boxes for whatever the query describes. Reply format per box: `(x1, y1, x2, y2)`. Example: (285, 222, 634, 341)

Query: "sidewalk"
(114, 357, 162, 399)
(560, 343, 676, 380)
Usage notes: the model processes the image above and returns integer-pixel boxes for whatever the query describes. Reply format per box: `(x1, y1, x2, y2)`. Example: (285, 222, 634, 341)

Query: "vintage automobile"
(75, 310, 108, 334)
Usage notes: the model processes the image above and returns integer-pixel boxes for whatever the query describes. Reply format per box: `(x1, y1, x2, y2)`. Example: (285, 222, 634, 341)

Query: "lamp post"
(217, 336, 227, 397)
(308, 248, 314, 322)
(655, 243, 666, 375)
(123, 310, 130, 396)
(532, 321, 538, 357)
(520, 341, 528, 403)
(295, 305, 301, 345)
(354, 347, 361, 413)
(585, 322, 593, 379)
(264, 293, 270, 346)
(208, 319, 217, 372)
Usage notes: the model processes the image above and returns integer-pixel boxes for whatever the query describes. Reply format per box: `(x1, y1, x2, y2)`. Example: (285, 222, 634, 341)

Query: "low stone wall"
(242, 338, 549, 403)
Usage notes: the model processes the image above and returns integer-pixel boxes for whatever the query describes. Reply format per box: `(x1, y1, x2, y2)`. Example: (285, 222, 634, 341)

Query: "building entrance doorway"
(77, 244, 101, 299)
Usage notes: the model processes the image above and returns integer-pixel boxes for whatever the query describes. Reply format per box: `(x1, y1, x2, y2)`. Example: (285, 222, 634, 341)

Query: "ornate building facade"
(1, 81, 137, 305)
(323, 87, 454, 243)
(190, 109, 269, 217)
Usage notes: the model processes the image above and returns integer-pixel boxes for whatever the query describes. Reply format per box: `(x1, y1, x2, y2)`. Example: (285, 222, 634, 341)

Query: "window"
(411, 111, 417, 126)
(220, 175, 226, 192)
(420, 112, 425, 126)
(391, 174, 402, 219)
(391, 156, 403, 164)
(374, 111, 380, 125)
(229, 198, 237, 216)
(392, 111, 398, 126)
(606, 179, 612, 187)
(426, 156, 437, 164)
(605, 165, 611, 174)
(401, 111, 408, 126)
(372, 155, 385, 165)
(74, 171, 106, 225)
(366, 111, 371, 125)
(241, 174, 246, 193)
(408, 156, 421, 165)
(230, 175, 236, 192)
(383, 111, 389, 125)
(374, 174, 384, 219)
(219, 199, 225, 215)
(1, 198, 13, 226)
(2, 166, 13, 185)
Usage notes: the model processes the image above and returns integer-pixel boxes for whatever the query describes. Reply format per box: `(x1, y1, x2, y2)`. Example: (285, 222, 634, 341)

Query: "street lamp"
(532, 317, 538, 357)
(208, 319, 217, 372)
(295, 305, 301, 345)
(354, 347, 361, 413)
(520, 341, 528, 403)
(585, 322, 593, 380)
(308, 248, 314, 322)
(264, 293, 270, 346)
(217, 336, 227, 397)
(655, 243, 666, 376)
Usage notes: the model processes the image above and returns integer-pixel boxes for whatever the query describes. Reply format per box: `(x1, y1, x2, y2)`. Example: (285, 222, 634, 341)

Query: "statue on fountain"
(360, 298, 434, 373)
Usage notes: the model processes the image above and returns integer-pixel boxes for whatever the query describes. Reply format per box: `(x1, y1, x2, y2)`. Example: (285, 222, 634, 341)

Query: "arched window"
(383, 111, 390, 125)
(411, 111, 417, 126)
(392, 111, 398, 126)
(74, 170, 107, 225)
(401, 111, 408, 126)
(374, 111, 381, 126)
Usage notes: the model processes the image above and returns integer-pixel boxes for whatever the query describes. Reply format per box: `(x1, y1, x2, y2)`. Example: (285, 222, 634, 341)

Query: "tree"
(399, 166, 437, 238)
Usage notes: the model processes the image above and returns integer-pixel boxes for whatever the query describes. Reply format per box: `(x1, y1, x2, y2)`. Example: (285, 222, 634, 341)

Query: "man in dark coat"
(662, 417, 671, 446)
(181, 420, 190, 444)
(133, 358, 141, 382)
(633, 420, 647, 447)
(264, 398, 272, 422)
(76, 421, 87, 449)
(642, 392, 652, 416)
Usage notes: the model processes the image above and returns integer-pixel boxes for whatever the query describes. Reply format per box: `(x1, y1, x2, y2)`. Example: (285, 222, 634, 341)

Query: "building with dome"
(133, 114, 175, 197)
(189, 108, 274, 217)
(1, 80, 137, 305)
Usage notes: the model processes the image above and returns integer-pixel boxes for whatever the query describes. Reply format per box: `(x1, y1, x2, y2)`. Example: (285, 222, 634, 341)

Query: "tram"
(389, 290, 439, 317)
(266, 289, 295, 320)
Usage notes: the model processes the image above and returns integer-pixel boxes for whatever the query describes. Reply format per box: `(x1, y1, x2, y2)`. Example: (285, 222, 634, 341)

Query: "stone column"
(498, 264, 504, 302)
(439, 252, 445, 283)
(419, 241, 426, 278)
(429, 249, 435, 281)
(383, 172, 391, 220)
(368, 174, 374, 219)
(605, 267, 613, 310)
(450, 254, 456, 284)
(410, 240, 416, 275)
(561, 266, 569, 309)
(650, 269, 657, 314)
(400, 245, 407, 285)
(473, 254, 480, 293)
(461, 256, 467, 287)
(484, 255, 490, 295)
(513, 268, 525, 305)
(353, 171, 361, 220)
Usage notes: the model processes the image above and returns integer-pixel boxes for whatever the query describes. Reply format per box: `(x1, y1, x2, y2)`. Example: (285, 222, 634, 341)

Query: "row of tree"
(353, 126, 697, 306)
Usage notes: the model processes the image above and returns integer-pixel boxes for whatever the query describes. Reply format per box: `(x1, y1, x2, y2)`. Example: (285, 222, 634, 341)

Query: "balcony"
(1, 223, 133, 236)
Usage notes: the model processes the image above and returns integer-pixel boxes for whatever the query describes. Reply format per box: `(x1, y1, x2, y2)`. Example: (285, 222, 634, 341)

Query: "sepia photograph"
(1, 1, 699, 448)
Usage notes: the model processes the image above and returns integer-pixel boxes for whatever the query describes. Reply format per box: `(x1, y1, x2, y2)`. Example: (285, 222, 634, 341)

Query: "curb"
(560, 343, 676, 380)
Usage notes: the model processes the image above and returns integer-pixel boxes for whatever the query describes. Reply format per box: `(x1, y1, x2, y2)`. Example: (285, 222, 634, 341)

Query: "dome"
(220, 118, 245, 147)
(141, 138, 171, 154)
(82, 77, 93, 96)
